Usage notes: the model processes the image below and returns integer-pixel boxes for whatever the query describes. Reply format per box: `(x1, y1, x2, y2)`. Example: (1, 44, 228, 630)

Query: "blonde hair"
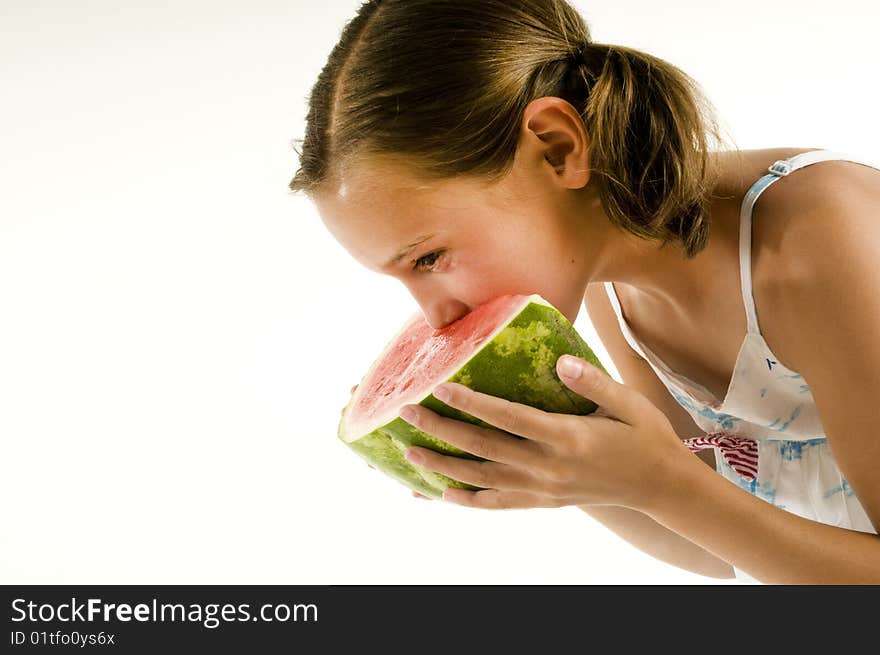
(289, 0, 736, 258)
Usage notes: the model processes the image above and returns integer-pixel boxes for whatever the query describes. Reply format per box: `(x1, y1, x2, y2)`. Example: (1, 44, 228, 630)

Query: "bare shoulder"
(751, 151, 880, 368)
(753, 152, 880, 283)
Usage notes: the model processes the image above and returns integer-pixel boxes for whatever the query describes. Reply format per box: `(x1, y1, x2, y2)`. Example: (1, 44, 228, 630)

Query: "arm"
(639, 458, 880, 584)
(580, 283, 734, 579)
(579, 502, 734, 579)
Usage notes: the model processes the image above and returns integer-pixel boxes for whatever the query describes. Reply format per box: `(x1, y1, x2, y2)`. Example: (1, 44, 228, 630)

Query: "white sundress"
(603, 149, 879, 584)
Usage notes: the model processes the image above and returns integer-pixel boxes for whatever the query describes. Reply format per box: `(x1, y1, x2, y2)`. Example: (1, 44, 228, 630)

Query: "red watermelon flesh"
(343, 294, 518, 435)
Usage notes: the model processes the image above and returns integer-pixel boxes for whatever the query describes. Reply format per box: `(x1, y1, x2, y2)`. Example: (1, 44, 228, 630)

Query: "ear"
(520, 96, 591, 189)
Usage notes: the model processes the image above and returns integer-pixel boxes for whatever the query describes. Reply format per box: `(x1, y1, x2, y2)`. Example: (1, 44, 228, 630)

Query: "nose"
(420, 301, 471, 330)
(400, 280, 471, 330)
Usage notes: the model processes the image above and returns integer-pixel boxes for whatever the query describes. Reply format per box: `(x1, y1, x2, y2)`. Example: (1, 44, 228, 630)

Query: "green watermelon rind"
(339, 296, 607, 500)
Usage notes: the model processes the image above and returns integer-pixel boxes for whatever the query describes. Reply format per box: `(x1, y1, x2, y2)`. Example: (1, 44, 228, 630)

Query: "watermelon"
(337, 294, 608, 499)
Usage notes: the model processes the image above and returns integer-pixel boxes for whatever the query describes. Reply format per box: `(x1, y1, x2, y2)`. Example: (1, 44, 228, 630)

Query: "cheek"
(471, 244, 580, 307)
(457, 250, 544, 293)
(439, 252, 498, 297)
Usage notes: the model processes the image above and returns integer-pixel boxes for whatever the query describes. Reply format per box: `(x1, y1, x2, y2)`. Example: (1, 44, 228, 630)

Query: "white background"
(1, 0, 878, 584)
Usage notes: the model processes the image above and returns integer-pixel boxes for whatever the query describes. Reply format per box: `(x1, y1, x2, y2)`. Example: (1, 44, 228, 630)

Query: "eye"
(412, 249, 446, 272)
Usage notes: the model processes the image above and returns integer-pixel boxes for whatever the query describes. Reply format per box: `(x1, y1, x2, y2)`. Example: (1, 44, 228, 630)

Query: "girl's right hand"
(344, 383, 432, 501)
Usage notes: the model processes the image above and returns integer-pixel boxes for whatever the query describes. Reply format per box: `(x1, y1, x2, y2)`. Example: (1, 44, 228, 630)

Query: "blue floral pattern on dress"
(766, 404, 802, 432)
(724, 458, 779, 505)
(775, 437, 825, 461)
(667, 385, 741, 431)
(823, 479, 855, 499)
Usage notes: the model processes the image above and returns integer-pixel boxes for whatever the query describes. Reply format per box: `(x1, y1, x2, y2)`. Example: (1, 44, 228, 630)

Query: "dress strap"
(737, 149, 877, 336)
(602, 281, 653, 362)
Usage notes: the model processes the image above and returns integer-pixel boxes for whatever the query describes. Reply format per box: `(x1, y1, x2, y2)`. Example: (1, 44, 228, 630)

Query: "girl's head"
(291, 0, 734, 328)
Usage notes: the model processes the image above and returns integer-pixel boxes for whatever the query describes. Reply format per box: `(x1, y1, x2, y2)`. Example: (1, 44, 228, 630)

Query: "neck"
(580, 150, 743, 314)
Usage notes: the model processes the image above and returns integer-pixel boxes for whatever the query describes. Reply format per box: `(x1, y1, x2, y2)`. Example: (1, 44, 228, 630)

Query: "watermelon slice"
(338, 293, 608, 499)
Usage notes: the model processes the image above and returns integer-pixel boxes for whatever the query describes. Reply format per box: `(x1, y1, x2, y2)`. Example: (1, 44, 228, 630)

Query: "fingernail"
(558, 355, 582, 379)
(405, 448, 423, 464)
(399, 405, 418, 423)
(433, 385, 451, 402)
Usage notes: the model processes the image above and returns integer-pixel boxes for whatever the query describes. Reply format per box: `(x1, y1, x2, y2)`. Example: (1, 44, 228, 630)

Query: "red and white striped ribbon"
(682, 433, 759, 481)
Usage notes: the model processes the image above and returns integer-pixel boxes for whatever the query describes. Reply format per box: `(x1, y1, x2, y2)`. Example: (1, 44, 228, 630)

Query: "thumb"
(556, 355, 645, 424)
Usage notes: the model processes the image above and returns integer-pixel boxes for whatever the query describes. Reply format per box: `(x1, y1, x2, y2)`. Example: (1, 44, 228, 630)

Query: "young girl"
(290, 0, 880, 584)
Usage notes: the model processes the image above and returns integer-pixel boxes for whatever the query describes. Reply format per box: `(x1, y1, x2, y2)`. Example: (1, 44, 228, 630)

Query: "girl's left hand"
(399, 355, 697, 511)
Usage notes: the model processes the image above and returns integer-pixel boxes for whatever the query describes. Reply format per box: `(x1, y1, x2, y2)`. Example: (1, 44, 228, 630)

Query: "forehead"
(329, 156, 446, 206)
(313, 159, 471, 269)
(317, 155, 493, 223)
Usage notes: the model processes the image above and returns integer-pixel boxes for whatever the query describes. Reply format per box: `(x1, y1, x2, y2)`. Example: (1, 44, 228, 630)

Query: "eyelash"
(413, 249, 445, 272)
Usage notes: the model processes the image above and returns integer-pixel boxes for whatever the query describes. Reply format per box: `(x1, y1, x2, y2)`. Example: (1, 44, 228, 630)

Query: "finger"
(442, 487, 566, 510)
(556, 355, 650, 425)
(350, 384, 358, 394)
(412, 491, 431, 500)
(428, 383, 560, 445)
(399, 403, 540, 468)
(404, 446, 534, 492)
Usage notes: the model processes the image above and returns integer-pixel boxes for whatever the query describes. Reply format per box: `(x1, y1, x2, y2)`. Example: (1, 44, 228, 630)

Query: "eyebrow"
(384, 233, 436, 268)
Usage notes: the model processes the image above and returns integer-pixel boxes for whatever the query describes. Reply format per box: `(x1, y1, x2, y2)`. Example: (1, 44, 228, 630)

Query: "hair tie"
(572, 40, 591, 63)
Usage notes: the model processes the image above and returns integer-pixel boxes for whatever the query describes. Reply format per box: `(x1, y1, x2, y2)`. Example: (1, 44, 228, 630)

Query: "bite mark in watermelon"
(338, 294, 608, 499)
